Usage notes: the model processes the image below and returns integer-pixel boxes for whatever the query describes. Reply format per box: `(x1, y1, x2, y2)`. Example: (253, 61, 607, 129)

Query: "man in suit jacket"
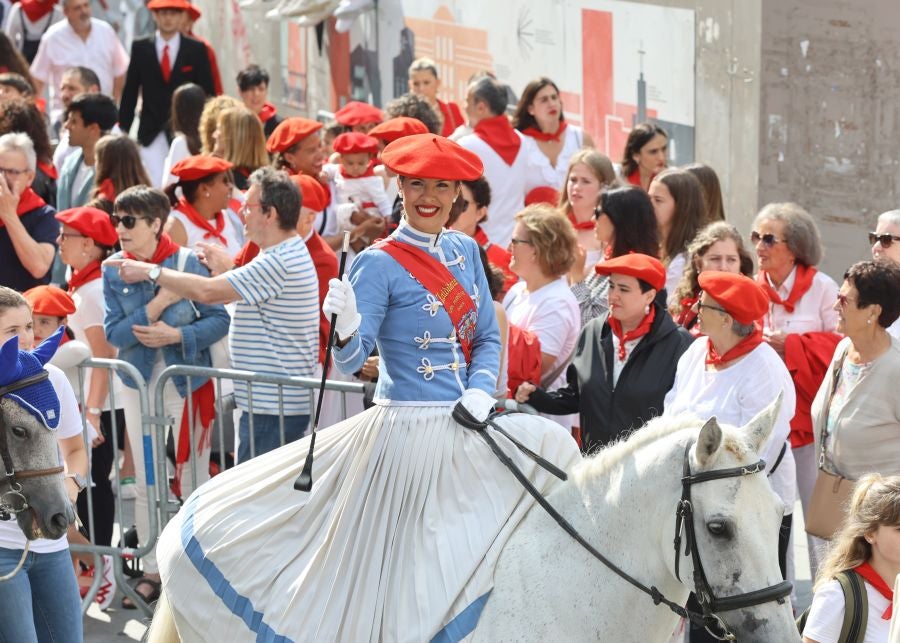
(118, 0, 214, 188)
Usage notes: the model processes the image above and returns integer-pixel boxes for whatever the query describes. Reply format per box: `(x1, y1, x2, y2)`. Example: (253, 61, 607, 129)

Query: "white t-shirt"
(887, 317, 900, 339)
(161, 134, 191, 188)
(760, 266, 840, 335)
(168, 208, 244, 260)
(68, 278, 123, 410)
(805, 577, 891, 643)
(524, 124, 585, 190)
(0, 364, 83, 554)
(663, 339, 797, 509)
(665, 252, 687, 306)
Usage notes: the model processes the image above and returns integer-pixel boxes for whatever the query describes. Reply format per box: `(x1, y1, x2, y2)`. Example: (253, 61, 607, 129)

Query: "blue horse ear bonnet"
(0, 327, 64, 430)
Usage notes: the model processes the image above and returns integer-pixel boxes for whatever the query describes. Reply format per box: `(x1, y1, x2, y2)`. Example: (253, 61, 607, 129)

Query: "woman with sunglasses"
(102, 185, 229, 608)
(871, 210, 900, 339)
(752, 201, 841, 575)
(663, 271, 797, 642)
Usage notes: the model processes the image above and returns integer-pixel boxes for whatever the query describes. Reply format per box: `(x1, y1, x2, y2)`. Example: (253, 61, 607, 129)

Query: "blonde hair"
(814, 474, 900, 591)
(199, 95, 240, 154)
(217, 106, 269, 170)
(514, 205, 577, 277)
(557, 149, 617, 213)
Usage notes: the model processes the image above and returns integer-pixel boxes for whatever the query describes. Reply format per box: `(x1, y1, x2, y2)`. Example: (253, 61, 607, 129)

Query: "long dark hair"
(512, 77, 564, 132)
(171, 83, 206, 155)
(621, 122, 667, 177)
(0, 34, 34, 87)
(0, 98, 52, 163)
(598, 186, 659, 258)
(655, 168, 705, 264)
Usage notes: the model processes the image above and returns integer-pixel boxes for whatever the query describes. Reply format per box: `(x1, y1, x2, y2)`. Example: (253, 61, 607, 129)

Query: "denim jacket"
(102, 249, 230, 396)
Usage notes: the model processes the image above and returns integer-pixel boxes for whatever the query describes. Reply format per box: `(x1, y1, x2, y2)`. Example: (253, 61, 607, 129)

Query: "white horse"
(148, 397, 798, 642)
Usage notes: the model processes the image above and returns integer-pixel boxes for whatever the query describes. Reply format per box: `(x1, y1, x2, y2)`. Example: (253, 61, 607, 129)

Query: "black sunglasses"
(110, 213, 151, 229)
(750, 231, 785, 247)
(869, 232, 900, 248)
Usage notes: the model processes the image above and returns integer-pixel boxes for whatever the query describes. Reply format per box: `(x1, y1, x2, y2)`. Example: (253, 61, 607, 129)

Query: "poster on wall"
(360, 0, 695, 165)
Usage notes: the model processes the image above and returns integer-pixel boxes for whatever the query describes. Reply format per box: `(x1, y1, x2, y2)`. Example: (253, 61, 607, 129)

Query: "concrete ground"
(83, 500, 814, 642)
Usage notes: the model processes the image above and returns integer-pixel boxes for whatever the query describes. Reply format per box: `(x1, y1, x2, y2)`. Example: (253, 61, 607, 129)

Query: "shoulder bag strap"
(836, 570, 868, 643)
(175, 247, 201, 319)
(818, 347, 849, 472)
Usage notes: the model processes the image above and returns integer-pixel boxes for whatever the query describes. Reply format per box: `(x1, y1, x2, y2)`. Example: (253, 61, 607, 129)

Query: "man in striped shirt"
(113, 167, 319, 461)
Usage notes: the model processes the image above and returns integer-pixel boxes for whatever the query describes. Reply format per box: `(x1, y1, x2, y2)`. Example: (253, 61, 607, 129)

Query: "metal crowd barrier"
(67, 358, 365, 617)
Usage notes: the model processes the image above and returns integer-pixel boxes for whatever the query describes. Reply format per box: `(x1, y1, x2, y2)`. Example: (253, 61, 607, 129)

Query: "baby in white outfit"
(320, 132, 393, 234)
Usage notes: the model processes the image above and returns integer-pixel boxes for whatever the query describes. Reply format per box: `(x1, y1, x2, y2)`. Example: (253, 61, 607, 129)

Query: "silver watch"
(147, 265, 162, 283)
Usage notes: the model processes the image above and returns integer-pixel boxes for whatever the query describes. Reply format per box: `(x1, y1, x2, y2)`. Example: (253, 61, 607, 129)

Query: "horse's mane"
(575, 413, 746, 479)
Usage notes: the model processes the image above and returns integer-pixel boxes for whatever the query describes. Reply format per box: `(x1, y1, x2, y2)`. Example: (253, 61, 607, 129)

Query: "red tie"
(161, 44, 171, 83)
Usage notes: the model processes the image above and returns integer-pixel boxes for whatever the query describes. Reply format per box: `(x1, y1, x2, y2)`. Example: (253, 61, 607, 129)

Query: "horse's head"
(681, 394, 798, 641)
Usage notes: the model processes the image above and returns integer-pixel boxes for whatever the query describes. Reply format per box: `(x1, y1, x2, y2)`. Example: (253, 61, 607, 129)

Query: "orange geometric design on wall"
(405, 6, 494, 105)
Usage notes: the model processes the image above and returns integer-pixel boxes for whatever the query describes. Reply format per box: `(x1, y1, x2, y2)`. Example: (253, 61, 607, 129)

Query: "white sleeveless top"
(169, 208, 245, 259)
(525, 125, 585, 190)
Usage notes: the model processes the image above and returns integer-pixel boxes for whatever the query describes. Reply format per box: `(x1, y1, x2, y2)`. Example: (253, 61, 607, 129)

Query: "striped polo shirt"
(226, 235, 319, 415)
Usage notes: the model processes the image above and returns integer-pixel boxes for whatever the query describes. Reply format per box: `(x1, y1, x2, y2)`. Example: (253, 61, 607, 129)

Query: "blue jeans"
(238, 413, 309, 463)
(0, 547, 82, 643)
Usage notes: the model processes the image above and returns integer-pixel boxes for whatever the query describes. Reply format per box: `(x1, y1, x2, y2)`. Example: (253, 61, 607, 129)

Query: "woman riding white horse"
(151, 134, 581, 641)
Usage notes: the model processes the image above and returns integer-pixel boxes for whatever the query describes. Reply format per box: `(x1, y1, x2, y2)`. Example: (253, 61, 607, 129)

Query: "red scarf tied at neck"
(566, 209, 596, 231)
(854, 561, 894, 620)
(609, 306, 656, 361)
(339, 159, 377, 179)
(521, 120, 568, 143)
(122, 232, 180, 263)
(1, 188, 47, 227)
(705, 328, 763, 366)
(474, 115, 521, 166)
(176, 198, 228, 246)
(21, 0, 57, 23)
(67, 261, 103, 293)
(756, 264, 817, 314)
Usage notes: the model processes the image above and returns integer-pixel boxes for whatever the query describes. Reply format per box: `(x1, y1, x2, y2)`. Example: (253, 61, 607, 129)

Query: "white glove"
(454, 388, 497, 423)
(322, 275, 362, 340)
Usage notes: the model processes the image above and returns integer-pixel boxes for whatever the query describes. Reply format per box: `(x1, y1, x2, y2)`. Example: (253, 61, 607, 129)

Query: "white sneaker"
(116, 476, 138, 500)
(95, 555, 117, 611)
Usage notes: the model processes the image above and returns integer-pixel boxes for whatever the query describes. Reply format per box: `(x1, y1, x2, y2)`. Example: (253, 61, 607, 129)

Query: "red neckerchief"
(67, 261, 102, 293)
(123, 232, 179, 263)
(339, 159, 376, 179)
(676, 294, 699, 330)
(0, 188, 47, 226)
(438, 99, 463, 137)
(20, 0, 57, 22)
(854, 562, 894, 619)
(375, 239, 478, 364)
(172, 379, 215, 498)
(474, 115, 521, 166)
(521, 121, 568, 143)
(473, 226, 490, 248)
(176, 198, 227, 245)
(609, 306, 656, 361)
(705, 329, 763, 366)
(757, 265, 817, 314)
(627, 169, 658, 190)
(566, 208, 595, 231)
(234, 241, 260, 267)
(36, 160, 58, 180)
(98, 178, 116, 202)
(258, 102, 277, 123)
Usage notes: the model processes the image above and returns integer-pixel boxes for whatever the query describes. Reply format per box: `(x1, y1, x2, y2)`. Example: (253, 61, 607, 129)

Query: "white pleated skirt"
(157, 404, 581, 643)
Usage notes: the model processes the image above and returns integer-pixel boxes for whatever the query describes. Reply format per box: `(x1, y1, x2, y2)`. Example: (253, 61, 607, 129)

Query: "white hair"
(877, 210, 900, 228)
(0, 132, 36, 172)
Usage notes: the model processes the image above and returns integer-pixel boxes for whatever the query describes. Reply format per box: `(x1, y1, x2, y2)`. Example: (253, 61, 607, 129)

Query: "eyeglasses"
(869, 232, 900, 248)
(240, 201, 262, 215)
(509, 238, 534, 246)
(0, 167, 29, 177)
(58, 232, 86, 241)
(835, 292, 858, 308)
(110, 213, 151, 229)
(695, 301, 727, 314)
(750, 231, 786, 247)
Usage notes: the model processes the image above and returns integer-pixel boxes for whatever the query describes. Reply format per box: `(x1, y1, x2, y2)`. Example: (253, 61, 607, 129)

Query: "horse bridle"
(452, 406, 792, 641)
(0, 370, 66, 521)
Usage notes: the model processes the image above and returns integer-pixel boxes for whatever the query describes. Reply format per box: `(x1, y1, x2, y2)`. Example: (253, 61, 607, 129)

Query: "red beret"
(185, 2, 201, 20)
(334, 101, 384, 127)
(266, 117, 323, 154)
(291, 175, 329, 213)
(525, 186, 559, 207)
(332, 132, 379, 156)
(698, 271, 769, 325)
(170, 155, 233, 182)
(594, 253, 666, 291)
(147, 0, 190, 10)
(368, 117, 429, 143)
(55, 206, 118, 247)
(23, 286, 76, 318)
(381, 134, 483, 181)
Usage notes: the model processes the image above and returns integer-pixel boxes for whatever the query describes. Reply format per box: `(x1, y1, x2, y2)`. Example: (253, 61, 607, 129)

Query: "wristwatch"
(66, 473, 88, 492)
(147, 265, 162, 283)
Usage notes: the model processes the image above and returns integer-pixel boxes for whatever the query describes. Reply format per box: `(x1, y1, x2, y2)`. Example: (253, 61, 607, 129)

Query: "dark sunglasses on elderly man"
(750, 231, 785, 247)
(869, 232, 900, 248)
(109, 213, 151, 229)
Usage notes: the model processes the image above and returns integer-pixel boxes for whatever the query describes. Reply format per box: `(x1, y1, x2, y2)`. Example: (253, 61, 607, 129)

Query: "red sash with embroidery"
(376, 239, 478, 364)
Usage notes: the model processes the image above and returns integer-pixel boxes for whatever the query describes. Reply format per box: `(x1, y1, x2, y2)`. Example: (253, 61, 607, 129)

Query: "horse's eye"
(10, 426, 27, 439)
(706, 520, 730, 538)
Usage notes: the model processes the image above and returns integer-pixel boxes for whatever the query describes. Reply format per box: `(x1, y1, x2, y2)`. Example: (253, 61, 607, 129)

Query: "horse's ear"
(743, 392, 782, 455)
(31, 326, 64, 366)
(695, 416, 722, 467)
(0, 335, 18, 373)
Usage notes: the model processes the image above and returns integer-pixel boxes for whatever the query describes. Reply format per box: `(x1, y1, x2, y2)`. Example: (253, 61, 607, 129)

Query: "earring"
(867, 319, 872, 325)
(204, 191, 210, 198)
(644, 304, 650, 315)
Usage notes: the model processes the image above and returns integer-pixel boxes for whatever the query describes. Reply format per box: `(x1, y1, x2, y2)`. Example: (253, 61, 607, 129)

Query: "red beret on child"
(291, 175, 330, 213)
(334, 101, 384, 127)
(381, 134, 483, 181)
(332, 132, 379, 156)
(23, 286, 76, 317)
(697, 271, 769, 325)
(368, 117, 429, 143)
(55, 206, 118, 247)
(266, 117, 323, 153)
(170, 155, 233, 182)
(594, 253, 666, 291)
(525, 186, 559, 207)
